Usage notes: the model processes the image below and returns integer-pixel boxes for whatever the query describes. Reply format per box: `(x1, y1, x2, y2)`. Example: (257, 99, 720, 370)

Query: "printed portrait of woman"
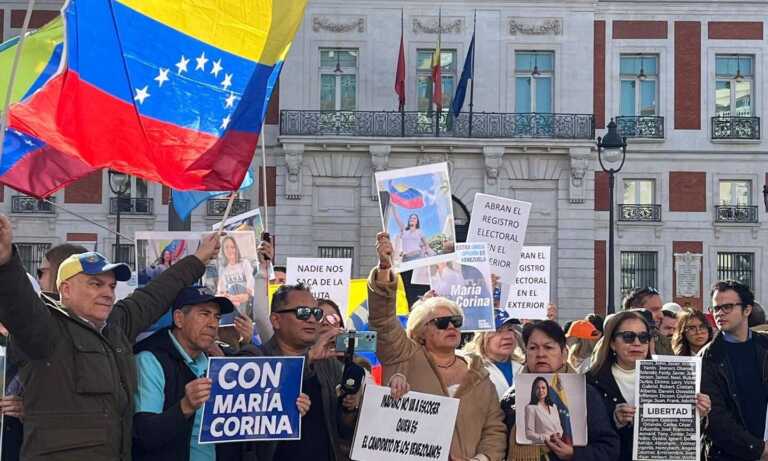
(394, 213, 435, 263)
(525, 376, 565, 444)
(146, 247, 177, 280)
(216, 236, 255, 315)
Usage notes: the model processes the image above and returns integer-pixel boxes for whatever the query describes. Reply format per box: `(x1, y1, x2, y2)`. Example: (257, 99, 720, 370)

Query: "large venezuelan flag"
(5, 0, 308, 194)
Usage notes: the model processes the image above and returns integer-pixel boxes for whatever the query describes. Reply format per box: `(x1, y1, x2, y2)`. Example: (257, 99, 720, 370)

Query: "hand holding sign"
(296, 393, 311, 417)
(376, 232, 393, 271)
(388, 373, 410, 400)
(615, 403, 636, 426)
(195, 233, 222, 265)
(546, 434, 574, 459)
(182, 377, 213, 417)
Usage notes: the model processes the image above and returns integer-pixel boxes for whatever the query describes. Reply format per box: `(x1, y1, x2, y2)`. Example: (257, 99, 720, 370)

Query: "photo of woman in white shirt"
(525, 376, 564, 444)
(216, 235, 255, 316)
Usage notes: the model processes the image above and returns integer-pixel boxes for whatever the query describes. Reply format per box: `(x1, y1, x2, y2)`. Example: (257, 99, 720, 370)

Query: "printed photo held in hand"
(209, 232, 259, 325)
(515, 373, 587, 446)
(136, 232, 204, 286)
(212, 208, 272, 278)
(427, 242, 495, 331)
(375, 162, 456, 272)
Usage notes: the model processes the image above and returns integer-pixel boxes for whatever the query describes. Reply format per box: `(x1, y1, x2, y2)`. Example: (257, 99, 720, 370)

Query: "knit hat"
(566, 320, 600, 339)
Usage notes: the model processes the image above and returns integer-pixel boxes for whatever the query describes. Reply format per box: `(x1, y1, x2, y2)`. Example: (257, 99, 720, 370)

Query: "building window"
(16, 242, 51, 277)
(717, 252, 754, 289)
(113, 243, 135, 269)
(619, 54, 658, 116)
(622, 179, 655, 204)
(621, 251, 658, 295)
(715, 55, 754, 117)
(320, 48, 358, 111)
(515, 51, 554, 113)
(318, 246, 354, 273)
(416, 49, 457, 112)
(719, 180, 751, 205)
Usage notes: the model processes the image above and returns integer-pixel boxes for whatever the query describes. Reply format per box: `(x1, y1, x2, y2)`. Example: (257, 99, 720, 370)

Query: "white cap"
(662, 302, 683, 315)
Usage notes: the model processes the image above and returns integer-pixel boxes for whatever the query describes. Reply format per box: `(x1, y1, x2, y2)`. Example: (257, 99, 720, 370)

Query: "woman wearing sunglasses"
(368, 232, 507, 461)
(587, 311, 711, 461)
(672, 309, 713, 356)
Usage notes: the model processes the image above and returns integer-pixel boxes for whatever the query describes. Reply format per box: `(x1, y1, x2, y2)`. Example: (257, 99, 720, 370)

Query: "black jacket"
(132, 328, 230, 461)
(501, 382, 620, 461)
(586, 366, 634, 461)
(700, 331, 768, 461)
(0, 248, 204, 460)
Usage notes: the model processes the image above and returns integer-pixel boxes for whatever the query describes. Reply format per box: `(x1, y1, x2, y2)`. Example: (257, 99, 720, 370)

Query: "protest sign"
(286, 257, 352, 317)
(351, 385, 459, 461)
(515, 373, 587, 446)
(209, 232, 259, 325)
(428, 243, 494, 331)
(506, 246, 551, 320)
(466, 193, 531, 309)
(212, 208, 272, 279)
(375, 162, 457, 272)
(199, 356, 304, 444)
(633, 356, 701, 461)
(135, 231, 209, 287)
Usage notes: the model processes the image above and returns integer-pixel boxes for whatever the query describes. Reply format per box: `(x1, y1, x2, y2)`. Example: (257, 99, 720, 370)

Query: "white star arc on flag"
(176, 55, 190, 75)
(225, 93, 237, 108)
(211, 59, 223, 77)
(221, 73, 233, 90)
(221, 114, 231, 129)
(134, 86, 150, 104)
(154, 68, 169, 87)
(195, 52, 208, 71)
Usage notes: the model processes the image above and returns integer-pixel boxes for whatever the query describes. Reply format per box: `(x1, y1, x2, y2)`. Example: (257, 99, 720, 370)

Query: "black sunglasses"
(429, 315, 463, 330)
(273, 306, 324, 321)
(614, 331, 652, 344)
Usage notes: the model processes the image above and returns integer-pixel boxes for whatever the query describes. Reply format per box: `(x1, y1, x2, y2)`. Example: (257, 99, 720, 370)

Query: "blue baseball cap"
(57, 252, 132, 288)
(494, 309, 521, 330)
(173, 286, 234, 315)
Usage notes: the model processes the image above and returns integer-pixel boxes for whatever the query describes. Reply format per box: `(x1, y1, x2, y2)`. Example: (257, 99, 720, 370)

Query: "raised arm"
(368, 233, 417, 368)
(112, 233, 221, 342)
(0, 214, 60, 360)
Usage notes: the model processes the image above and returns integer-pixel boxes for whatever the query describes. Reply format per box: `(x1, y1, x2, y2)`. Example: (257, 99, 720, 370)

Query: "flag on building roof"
(451, 30, 475, 118)
(430, 30, 442, 113)
(394, 10, 406, 111)
(2, 0, 308, 197)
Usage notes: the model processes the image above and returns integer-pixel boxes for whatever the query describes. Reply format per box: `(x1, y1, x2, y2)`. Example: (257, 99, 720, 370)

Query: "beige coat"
(367, 268, 507, 461)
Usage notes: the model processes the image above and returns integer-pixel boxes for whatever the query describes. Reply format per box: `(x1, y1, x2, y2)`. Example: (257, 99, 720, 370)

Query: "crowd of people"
(0, 216, 765, 461)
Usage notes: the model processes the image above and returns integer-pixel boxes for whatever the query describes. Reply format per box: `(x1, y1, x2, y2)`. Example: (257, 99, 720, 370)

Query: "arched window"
(453, 195, 470, 243)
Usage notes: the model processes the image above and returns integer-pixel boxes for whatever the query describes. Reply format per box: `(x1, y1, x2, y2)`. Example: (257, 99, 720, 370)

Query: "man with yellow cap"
(0, 213, 220, 461)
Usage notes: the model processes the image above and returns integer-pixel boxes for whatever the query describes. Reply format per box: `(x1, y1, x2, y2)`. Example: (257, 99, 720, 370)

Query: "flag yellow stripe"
(117, 0, 307, 65)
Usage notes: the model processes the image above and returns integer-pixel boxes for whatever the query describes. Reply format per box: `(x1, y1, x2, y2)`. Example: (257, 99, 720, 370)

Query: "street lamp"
(108, 170, 130, 263)
(597, 118, 628, 315)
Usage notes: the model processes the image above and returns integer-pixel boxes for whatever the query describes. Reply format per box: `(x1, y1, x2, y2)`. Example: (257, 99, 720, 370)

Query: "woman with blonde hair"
(368, 232, 507, 461)
(672, 309, 712, 356)
(462, 310, 524, 399)
(587, 311, 711, 461)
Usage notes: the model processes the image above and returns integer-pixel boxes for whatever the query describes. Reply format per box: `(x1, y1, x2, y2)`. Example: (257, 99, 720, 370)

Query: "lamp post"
(597, 118, 628, 315)
(763, 184, 768, 212)
(108, 170, 130, 262)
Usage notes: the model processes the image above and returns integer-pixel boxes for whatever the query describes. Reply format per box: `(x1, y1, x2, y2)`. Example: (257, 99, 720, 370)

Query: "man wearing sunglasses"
(233, 283, 358, 461)
(701, 280, 768, 461)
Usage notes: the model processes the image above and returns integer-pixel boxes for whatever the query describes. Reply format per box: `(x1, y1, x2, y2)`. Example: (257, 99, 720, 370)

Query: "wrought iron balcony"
(715, 205, 758, 224)
(711, 116, 760, 140)
(280, 110, 595, 139)
(109, 197, 154, 215)
(206, 198, 251, 217)
(616, 116, 664, 139)
(617, 204, 662, 222)
(11, 195, 55, 214)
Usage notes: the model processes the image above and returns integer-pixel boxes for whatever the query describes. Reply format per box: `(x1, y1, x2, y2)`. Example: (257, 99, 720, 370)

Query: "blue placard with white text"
(199, 356, 305, 444)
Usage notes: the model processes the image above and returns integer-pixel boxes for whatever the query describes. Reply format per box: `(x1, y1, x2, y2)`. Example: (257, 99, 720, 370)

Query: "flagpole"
(399, 8, 405, 136)
(468, 10, 476, 138)
(0, 0, 36, 167)
(435, 8, 442, 137)
(260, 122, 269, 234)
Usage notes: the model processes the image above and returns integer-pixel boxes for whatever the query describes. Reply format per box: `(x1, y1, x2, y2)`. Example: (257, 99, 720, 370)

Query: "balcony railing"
(11, 195, 55, 214)
(206, 198, 251, 217)
(714, 205, 758, 224)
(616, 116, 664, 139)
(280, 110, 595, 139)
(711, 116, 760, 140)
(109, 197, 154, 215)
(618, 204, 662, 222)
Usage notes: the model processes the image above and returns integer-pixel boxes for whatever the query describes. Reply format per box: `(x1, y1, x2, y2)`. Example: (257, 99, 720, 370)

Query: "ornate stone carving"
(312, 16, 365, 33)
(369, 145, 391, 200)
(412, 16, 464, 34)
(482, 146, 504, 194)
(509, 18, 562, 36)
(283, 143, 305, 200)
(568, 147, 592, 204)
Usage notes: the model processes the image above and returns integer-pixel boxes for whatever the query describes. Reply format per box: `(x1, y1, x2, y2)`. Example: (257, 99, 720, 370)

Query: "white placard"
(506, 246, 551, 320)
(466, 193, 531, 310)
(351, 385, 459, 461)
(374, 163, 457, 272)
(633, 356, 701, 461)
(286, 258, 352, 317)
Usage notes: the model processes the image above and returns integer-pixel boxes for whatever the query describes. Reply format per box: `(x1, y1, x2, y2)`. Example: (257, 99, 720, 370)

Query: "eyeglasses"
(613, 331, 652, 344)
(684, 324, 709, 334)
(708, 303, 743, 314)
(273, 306, 324, 321)
(429, 315, 463, 330)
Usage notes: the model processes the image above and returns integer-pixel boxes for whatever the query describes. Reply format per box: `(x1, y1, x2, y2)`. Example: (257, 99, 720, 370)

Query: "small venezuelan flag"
(4, 0, 308, 195)
(388, 181, 425, 209)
